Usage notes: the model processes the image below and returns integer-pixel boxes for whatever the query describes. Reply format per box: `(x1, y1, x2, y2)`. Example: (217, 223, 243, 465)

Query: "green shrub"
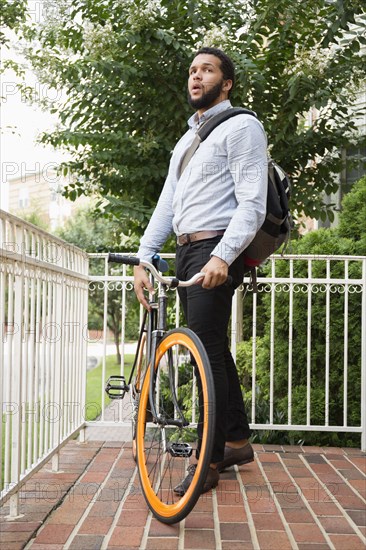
(238, 176, 365, 447)
(337, 176, 366, 254)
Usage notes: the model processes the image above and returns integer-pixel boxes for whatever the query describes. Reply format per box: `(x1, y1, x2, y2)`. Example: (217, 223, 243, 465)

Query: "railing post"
(0, 256, 5, 494)
(52, 452, 59, 473)
(9, 494, 20, 519)
(236, 286, 244, 343)
(361, 258, 366, 452)
(79, 427, 86, 443)
(10, 225, 24, 518)
(231, 287, 239, 361)
(80, 273, 89, 433)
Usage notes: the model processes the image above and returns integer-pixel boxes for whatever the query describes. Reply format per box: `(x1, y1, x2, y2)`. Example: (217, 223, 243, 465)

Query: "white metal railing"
(0, 210, 89, 516)
(87, 253, 366, 452)
(1, 222, 365, 518)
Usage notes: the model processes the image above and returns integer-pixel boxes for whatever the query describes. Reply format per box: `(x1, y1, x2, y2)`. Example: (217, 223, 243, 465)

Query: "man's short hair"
(194, 47, 235, 97)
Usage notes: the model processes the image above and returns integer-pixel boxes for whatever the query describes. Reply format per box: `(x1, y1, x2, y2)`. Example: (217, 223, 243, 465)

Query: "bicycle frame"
(105, 254, 205, 417)
(105, 253, 216, 524)
(105, 268, 175, 416)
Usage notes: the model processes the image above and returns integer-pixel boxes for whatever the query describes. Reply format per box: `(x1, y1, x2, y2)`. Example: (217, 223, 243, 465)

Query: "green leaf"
(15, 0, 366, 228)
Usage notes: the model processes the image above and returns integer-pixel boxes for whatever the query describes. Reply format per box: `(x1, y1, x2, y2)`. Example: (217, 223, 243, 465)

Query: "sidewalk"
(1, 440, 365, 549)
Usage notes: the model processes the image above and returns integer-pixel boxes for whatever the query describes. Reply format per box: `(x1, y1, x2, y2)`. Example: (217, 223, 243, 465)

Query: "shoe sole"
(173, 483, 218, 497)
(218, 455, 254, 473)
(174, 476, 219, 497)
(202, 479, 219, 494)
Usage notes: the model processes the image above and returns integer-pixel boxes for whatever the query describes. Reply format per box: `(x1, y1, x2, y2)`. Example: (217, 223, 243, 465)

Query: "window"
(18, 187, 29, 209)
(345, 145, 366, 184)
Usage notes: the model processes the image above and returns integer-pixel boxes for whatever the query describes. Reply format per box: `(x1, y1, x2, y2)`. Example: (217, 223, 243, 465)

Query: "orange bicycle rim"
(136, 331, 211, 519)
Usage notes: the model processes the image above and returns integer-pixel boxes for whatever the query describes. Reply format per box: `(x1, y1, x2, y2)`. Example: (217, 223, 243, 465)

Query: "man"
(134, 47, 268, 493)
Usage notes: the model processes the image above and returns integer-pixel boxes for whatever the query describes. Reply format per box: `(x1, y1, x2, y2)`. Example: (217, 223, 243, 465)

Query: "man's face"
(187, 53, 231, 112)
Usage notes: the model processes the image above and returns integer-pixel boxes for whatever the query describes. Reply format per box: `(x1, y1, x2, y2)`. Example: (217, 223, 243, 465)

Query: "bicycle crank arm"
(154, 415, 189, 428)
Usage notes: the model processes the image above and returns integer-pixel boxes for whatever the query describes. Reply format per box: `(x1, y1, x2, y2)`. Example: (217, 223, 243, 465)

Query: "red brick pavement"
(1, 441, 365, 549)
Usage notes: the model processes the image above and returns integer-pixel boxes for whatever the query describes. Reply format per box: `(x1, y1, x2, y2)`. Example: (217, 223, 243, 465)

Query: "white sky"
(0, 2, 69, 211)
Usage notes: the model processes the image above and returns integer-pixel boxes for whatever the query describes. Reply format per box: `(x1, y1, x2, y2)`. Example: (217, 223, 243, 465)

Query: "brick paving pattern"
(1, 440, 365, 549)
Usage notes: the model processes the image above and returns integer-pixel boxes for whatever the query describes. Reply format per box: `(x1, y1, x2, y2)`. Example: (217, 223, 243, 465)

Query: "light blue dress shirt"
(137, 100, 268, 266)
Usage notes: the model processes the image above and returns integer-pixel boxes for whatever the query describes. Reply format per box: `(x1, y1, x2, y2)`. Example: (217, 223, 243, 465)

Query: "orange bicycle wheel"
(136, 328, 215, 524)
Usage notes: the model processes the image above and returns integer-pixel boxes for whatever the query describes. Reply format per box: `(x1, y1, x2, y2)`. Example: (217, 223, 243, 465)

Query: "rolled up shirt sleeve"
(210, 117, 268, 266)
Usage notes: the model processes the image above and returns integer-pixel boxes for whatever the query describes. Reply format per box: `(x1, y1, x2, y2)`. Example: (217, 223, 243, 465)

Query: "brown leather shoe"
(173, 464, 219, 496)
(217, 442, 254, 473)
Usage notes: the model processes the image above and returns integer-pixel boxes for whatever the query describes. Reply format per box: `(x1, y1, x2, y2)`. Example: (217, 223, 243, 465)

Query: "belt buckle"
(179, 233, 191, 246)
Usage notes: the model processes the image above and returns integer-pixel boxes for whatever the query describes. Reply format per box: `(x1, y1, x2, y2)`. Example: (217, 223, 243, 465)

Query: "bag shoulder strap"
(197, 107, 257, 141)
(178, 107, 257, 178)
(179, 134, 202, 177)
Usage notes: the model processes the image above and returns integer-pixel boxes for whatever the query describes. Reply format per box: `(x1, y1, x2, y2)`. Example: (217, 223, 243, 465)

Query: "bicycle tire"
(136, 327, 215, 524)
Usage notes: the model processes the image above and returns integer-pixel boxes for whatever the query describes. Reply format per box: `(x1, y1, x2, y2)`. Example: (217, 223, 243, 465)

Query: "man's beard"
(187, 80, 224, 110)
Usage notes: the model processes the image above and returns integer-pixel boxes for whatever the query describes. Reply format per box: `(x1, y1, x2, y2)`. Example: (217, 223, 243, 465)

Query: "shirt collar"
(188, 100, 232, 131)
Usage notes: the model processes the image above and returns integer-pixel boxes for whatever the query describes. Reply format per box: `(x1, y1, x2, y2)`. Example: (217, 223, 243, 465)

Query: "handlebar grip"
(108, 253, 140, 266)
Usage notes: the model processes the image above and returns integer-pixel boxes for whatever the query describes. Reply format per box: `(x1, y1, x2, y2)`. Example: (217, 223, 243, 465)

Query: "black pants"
(176, 236, 251, 463)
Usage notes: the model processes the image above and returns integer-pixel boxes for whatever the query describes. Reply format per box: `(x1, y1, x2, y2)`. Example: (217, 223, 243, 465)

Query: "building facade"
(6, 168, 85, 230)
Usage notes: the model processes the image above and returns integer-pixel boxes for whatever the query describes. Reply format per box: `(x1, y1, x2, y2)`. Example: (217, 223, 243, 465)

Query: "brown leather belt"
(177, 230, 225, 246)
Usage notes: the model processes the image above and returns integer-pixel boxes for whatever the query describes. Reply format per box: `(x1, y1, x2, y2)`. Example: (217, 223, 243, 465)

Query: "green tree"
(14, 202, 50, 231)
(20, 0, 365, 231)
(0, 0, 30, 106)
(56, 206, 140, 363)
(0, 0, 28, 44)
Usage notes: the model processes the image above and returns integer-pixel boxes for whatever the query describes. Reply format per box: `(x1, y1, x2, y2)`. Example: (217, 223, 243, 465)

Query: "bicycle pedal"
(167, 442, 193, 458)
(105, 376, 129, 399)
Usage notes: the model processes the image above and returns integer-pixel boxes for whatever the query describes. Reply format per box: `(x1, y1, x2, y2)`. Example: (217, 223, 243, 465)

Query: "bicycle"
(105, 253, 216, 524)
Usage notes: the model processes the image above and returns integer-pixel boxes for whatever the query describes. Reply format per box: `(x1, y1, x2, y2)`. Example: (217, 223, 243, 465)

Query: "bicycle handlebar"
(108, 253, 140, 267)
(108, 253, 205, 288)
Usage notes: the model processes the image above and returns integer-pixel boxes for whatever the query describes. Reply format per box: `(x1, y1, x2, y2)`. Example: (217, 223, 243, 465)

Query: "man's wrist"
(210, 254, 228, 267)
(134, 264, 146, 273)
(211, 243, 236, 266)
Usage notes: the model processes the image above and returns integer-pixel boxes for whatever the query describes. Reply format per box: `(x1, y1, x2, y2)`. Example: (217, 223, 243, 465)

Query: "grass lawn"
(85, 354, 134, 421)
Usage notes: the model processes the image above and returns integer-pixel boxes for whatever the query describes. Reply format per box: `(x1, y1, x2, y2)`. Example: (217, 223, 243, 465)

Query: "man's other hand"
(201, 256, 229, 289)
(133, 265, 155, 310)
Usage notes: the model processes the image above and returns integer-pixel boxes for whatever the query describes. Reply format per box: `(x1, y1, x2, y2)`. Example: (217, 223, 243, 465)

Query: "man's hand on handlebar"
(125, 254, 227, 306)
(200, 256, 229, 289)
(133, 265, 155, 310)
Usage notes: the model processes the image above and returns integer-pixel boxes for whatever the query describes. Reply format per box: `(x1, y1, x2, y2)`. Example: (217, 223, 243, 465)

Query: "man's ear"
(223, 79, 233, 94)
